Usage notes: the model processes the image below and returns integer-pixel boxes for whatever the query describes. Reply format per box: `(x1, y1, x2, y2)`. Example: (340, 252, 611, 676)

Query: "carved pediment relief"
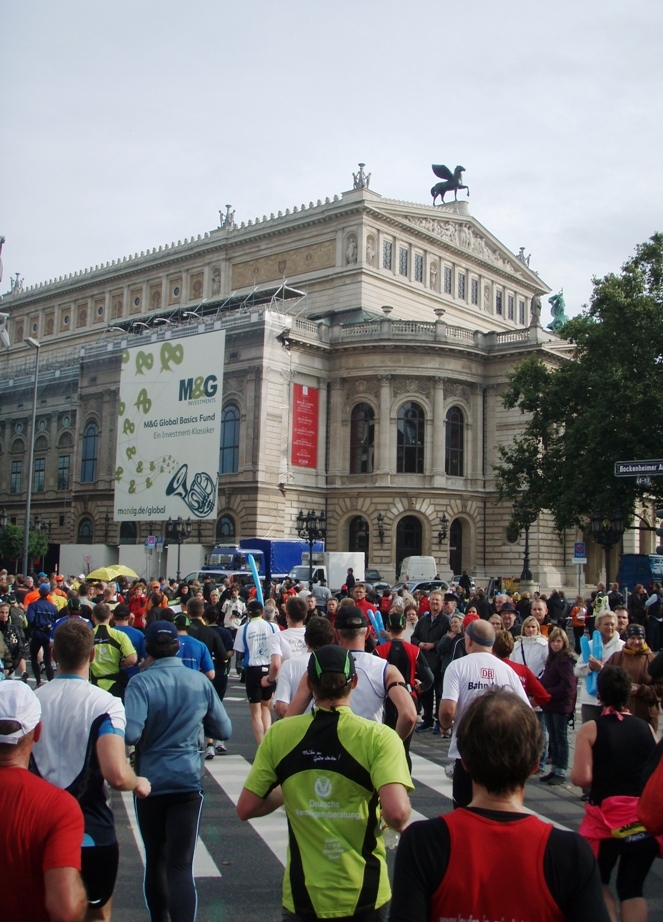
(402, 216, 524, 276)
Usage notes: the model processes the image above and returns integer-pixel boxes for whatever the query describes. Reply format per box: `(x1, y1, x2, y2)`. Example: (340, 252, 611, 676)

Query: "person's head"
(428, 590, 443, 615)
(38, 583, 50, 598)
(501, 608, 516, 630)
(464, 619, 495, 653)
(449, 614, 463, 634)
(230, 584, 240, 596)
(521, 615, 541, 637)
(489, 614, 505, 631)
(404, 604, 419, 624)
(326, 597, 338, 616)
(145, 620, 180, 658)
(304, 616, 335, 651)
(334, 605, 368, 645)
(493, 594, 507, 613)
(634, 583, 645, 596)
(186, 597, 205, 620)
(442, 593, 457, 616)
(0, 602, 9, 622)
(597, 665, 632, 710)
(286, 595, 307, 624)
(386, 610, 407, 634)
(352, 583, 366, 601)
(307, 645, 357, 702)
(547, 627, 569, 658)
(102, 586, 116, 601)
(595, 611, 617, 642)
(0, 682, 42, 761)
(614, 607, 629, 634)
(174, 613, 190, 633)
(465, 605, 478, 617)
(209, 590, 220, 604)
(247, 599, 264, 618)
(306, 594, 318, 611)
(53, 619, 95, 672)
(530, 599, 547, 623)
(92, 602, 111, 624)
(492, 629, 514, 660)
(456, 688, 542, 795)
(625, 623, 646, 651)
(112, 604, 130, 623)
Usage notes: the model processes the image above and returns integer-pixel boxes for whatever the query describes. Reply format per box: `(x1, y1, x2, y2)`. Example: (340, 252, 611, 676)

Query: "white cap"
(0, 682, 41, 745)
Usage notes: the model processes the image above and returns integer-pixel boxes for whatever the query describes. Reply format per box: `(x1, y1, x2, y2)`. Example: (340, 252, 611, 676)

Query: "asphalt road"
(110, 674, 663, 921)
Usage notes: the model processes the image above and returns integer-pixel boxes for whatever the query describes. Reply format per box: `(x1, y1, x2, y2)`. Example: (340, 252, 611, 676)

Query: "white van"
(398, 556, 438, 582)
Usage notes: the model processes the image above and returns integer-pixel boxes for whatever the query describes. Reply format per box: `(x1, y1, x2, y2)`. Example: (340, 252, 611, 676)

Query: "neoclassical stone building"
(1, 176, 602, 585)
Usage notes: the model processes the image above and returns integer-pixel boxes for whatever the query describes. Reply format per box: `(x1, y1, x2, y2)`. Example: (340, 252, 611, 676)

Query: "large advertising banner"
(291, 383, 318, 468)
(114, 330, 225, 521)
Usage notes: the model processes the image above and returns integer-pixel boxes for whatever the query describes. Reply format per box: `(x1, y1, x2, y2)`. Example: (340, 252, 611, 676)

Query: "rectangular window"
(414, 254, 423, 282)
(519, 299, 526, 324)
(33, 458, 45, 493)
(58, 455, 70, 491)
(10, 461, 21, 494)
(444, 266, 452, 294)
(399, 247, 408, 277)
(471, 278, 479, 305)
(383, 241, 392, 270)
(458, 273, 466, 300)
(496, 290, 503, 315)
(508, 295, 514, 320)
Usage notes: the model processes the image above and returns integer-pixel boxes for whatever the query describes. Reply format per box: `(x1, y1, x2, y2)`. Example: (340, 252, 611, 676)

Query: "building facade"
(1, 179, 612, 585)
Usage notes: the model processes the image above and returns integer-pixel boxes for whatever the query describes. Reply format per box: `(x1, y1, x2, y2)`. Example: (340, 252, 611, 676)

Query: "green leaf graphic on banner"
(136, 351, 154, 375)
(134, 388, 152, 414)
(126, 446, 136, 460)
(115, 467, 124, 481)
(146, 477, 152, 489)
(136, 461, 143, 473)
(149, 461, 155, 471)
(128, 480, 136, 494)
(160, 342, 184, 372)
(123, 419, 135, 435)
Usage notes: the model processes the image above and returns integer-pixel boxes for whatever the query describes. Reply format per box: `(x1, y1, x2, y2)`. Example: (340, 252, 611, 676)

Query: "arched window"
(77, 517, 93, 544)
(449, 519, 463, 574)
(397, 402, 424, 473)
(80, 422, 99, 483)
(395, 515, 423, 577)
(349, 403, 375, 474)
(119, 521, 137, 545)
(216, 514, 236, 541)
(219, 403, 240, 474)
(348, 515, 369, 563)
(445, 406, 464, 476)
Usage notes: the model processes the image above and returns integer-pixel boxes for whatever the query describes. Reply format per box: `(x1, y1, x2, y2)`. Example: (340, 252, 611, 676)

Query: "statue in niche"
(547, 291, 569, 332)
(211, 267, 221, 296)
(430, 262, 439, 290)
(151, 290, 161, 310)
(431, 164, 470, 205)
(366, 236, 376, 266)
(345, 235, 358, 265)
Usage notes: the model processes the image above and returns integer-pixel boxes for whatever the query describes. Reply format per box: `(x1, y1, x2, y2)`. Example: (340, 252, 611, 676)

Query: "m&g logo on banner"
(178, 375, 218, 401)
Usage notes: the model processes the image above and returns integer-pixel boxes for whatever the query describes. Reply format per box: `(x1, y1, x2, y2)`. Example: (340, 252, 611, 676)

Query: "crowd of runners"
(1, 566, 663, 921)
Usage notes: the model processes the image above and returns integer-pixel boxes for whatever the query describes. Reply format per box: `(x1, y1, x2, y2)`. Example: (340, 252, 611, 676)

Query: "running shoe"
(205, 744, 215, 760)
(215, 741, 227, 754)
(546, 775, 566, 786)
(415, 720, 434, 734)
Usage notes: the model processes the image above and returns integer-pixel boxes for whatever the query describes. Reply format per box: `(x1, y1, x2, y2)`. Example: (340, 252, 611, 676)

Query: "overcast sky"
(2, 0, 661, 324)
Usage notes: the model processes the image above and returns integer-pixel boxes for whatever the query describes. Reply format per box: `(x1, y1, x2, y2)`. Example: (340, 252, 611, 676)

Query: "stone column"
(376, 374, 392, 485)
(432, 376, 446, 485)
(327, 379, 344, 484)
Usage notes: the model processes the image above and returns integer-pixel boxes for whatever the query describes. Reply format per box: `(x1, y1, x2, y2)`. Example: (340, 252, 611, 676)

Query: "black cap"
(145, 621, 178, 644)
(247, 600, 263, 616)
(443, 593, 456, 602)
(386, 611, 406, 630)
(307, 645, 356, 684)
(334, 605, 368, 630)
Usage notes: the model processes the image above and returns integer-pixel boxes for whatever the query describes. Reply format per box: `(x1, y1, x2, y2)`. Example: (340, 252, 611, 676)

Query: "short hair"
(304, 616, 334, 650)
(597, 665, 631, 709)
(187, 597, 205, 619)
(145, 639, 180, 659)
(204, 606, 219, 625)
(456, 688, 542, 794)
(92, 602, 111, 623)
(492, 629, 514, 659)
(54, 619, 94, 671)
(520, 615, 540, 634)
(286, 596, 307, 622)
(595, 611, 617, 630)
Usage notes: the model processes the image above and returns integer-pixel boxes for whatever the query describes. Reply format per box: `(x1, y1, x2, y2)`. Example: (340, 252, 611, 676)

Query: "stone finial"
(353, 163, 371, 189)
(219, 205, 236, 229)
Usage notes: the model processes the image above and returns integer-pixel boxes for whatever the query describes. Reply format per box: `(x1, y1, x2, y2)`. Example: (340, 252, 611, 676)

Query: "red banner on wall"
(291, 384, 319, 468)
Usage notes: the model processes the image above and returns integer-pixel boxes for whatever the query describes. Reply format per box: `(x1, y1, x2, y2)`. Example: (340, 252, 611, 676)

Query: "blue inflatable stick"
(367, 608, 386, 645)
(247, 554, 264, 606)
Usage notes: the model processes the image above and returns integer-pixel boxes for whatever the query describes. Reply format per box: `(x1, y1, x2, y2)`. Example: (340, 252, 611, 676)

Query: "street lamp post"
(296, 509, 327, 591)
(590, 509, 625, 586)
(512, 498, 534, 582)
(167, 516, 192, 582)
(21, 338, 40, 576)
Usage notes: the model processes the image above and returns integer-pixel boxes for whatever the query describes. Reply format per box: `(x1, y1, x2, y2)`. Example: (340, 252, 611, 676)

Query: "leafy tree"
(29, 530, 49, 563)
(0, 524, 24, 563)
(495, 233, 663, 534)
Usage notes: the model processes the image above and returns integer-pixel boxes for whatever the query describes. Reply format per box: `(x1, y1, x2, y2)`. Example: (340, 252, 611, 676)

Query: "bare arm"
(205, 669, 216, 680)
(44, 867, 87, 922)
(236, 786, 284, 820)
(262, 652, 282, 687)
(122, 652, 138, 667)
(570, 721, 597, 788)
(379, 782, 411, 832)
(274, 701, 289, 719)
(96, 733, 151, 797)
(438, 698, 457, 731)
(285, 672, 313, 717)
(385, 664, 417, 739)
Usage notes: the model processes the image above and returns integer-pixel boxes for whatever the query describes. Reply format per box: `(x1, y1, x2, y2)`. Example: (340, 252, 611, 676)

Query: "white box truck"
(289, 552, 365, 593)
(398, 556, 438, 582)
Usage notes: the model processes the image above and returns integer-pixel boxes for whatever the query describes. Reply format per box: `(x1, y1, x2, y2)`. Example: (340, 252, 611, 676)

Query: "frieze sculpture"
(547, 290, 569, 333)
(431, 164, 470, 205)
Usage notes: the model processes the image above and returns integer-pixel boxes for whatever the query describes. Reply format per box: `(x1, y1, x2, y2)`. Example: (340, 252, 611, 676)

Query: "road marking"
(119, 792, 222, 877)
(409, 752, 571, 831)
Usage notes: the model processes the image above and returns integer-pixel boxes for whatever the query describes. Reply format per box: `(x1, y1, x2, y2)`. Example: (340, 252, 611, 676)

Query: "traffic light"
(656, 508, 663, 555)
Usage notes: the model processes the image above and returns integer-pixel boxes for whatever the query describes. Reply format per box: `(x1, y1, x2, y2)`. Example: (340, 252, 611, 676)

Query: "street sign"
(614, 459, 663, 477)
(573, 542, 587, 565)
(146, 535, 156, 548)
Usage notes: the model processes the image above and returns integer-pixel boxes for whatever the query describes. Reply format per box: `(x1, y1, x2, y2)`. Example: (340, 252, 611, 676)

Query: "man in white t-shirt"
(274, 616, 334, 718)
(440, 619, 530, 808)
(234, 600, 278, 744)
(263, 597, 308, 693)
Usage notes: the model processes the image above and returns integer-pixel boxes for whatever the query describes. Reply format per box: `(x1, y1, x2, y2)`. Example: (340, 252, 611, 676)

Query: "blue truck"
(239, 537, 324, 583)
(617, 554, 663, 592)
